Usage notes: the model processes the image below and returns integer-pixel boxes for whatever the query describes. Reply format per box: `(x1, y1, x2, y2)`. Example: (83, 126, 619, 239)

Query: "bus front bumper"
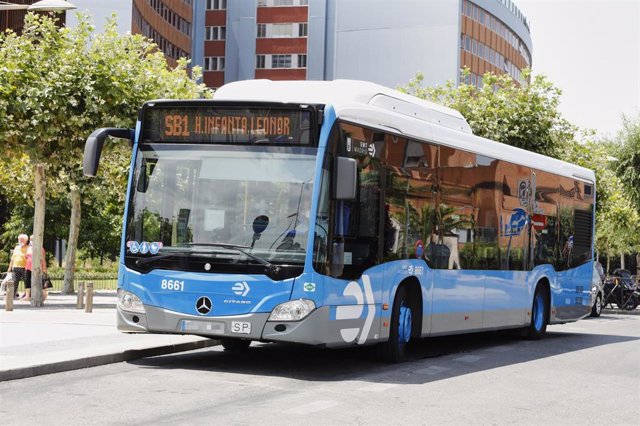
(117, 304, 347, 347)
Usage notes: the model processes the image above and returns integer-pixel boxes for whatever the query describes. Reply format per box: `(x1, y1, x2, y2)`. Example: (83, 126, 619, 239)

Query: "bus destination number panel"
(141, 106, 315, 146)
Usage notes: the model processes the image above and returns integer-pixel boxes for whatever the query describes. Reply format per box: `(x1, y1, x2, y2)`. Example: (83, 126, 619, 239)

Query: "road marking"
(452, 355, 483, 363)
(357, 382, 399, 392)
(414, 365, 451, 375)
(284, 400, 340, 414)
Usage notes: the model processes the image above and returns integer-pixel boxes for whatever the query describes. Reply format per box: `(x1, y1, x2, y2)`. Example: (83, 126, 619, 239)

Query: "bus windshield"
(125, 144, 316, 271)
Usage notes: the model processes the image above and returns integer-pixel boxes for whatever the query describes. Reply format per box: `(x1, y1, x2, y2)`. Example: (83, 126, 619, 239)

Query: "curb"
(601, 308, 640, 316)
(0, 339, 220, 382)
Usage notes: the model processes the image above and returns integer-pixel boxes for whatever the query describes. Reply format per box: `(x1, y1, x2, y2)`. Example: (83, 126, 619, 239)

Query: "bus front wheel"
(377, 286, 412, 363)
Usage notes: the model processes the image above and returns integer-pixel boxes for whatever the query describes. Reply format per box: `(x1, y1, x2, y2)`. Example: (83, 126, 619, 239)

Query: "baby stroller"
(603, 269, 640, 310)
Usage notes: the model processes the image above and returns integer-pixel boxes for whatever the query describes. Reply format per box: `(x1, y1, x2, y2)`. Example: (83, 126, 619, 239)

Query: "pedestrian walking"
(23, 234, 48, 302)
(6, 234, 29, 298)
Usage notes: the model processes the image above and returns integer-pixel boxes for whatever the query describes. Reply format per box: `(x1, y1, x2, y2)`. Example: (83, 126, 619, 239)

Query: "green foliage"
(0, 13, 213, 262)
(613, 116, 640, 212)
(398, 69, 576, 158)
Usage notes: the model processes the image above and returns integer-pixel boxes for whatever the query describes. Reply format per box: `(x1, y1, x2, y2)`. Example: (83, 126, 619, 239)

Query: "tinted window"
(474, 155, 500, 269)
(383, 139, 437, 264)
(438, 146, 476, 269)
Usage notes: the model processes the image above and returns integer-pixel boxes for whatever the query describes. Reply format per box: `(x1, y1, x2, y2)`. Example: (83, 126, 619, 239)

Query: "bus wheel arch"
(378, 277, 423, 362)
(526, 278, 550, 340)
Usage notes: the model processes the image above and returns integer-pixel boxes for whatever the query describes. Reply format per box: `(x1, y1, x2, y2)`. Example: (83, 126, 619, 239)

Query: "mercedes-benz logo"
(195, 296, 212, 315)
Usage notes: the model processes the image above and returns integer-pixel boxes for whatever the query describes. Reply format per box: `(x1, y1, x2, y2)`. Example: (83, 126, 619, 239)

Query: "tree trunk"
(31, 163, 46, 307)
(606, 256, 610, 275)
(62, 186, 81, 294)
(620, 253, 625, 270)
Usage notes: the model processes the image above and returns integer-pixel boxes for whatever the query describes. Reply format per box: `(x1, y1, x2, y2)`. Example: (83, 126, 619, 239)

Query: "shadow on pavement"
(129, 324, 639, 385)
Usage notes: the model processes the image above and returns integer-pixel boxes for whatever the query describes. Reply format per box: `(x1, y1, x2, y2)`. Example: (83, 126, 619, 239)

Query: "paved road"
(1, 313, 638, 425)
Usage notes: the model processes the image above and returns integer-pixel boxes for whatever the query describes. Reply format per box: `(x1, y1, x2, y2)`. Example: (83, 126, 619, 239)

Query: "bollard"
(84, 282, 94, 313)
(5, 280, 15, 311)
(76, 282, 85, 309)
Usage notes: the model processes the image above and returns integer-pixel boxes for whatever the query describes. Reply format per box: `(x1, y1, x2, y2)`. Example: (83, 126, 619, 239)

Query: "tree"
(0, 13, 212, 304)
(613, 115, 640, 212)
(398, 69, 576, 158)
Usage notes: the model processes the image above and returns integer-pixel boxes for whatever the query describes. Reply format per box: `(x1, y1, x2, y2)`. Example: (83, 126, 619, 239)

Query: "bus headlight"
(269, 299, 316, 321)
(117, 289, 145, 313)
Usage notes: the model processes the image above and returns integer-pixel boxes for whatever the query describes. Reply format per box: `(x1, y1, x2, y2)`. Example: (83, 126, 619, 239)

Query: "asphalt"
(0, 291, 219, 382)
(0, 290, 637, 383)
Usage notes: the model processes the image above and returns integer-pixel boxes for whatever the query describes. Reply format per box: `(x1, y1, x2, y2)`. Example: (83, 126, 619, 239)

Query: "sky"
(66, 0, 131, 36)
(517, 0, 640, 138)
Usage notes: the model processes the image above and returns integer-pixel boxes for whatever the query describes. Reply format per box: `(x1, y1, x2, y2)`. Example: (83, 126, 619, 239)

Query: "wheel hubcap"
(398, 302, 412, 344)
(533, 294, 544, 331)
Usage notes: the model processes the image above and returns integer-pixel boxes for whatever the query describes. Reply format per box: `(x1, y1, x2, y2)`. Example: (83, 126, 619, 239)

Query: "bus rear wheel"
(221, 338, 251, 352)
(377, 286, 412, 363)
(525, 286, 549, 340)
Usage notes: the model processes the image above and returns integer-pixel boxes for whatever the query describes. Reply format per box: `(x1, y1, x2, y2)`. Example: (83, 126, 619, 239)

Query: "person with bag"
(6, 234, 29, 299)
(23, 234, 49, 302)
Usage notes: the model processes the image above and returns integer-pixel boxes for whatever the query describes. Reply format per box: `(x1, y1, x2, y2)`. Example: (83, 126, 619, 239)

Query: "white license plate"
(231, 321, 251, 334)
(181, 320, 224, 334)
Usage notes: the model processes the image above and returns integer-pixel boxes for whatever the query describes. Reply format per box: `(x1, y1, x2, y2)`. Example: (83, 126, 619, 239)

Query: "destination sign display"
(141, 106, 314, 145)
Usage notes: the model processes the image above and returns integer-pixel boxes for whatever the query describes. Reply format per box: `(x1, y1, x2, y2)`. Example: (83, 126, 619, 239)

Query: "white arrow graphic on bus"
(336, 275, 376, 344)
(232, 281, 250, 297)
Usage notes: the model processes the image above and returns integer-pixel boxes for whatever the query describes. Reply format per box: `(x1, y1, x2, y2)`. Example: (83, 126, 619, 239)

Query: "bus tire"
(590, 293, 602, 317)
(377, 286, 412, 363)
(526, 285, 549, 340)
(221, 338, 251, 352)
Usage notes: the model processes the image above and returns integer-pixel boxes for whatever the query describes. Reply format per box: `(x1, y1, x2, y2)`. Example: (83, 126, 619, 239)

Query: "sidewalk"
(0, 292, 219, 382)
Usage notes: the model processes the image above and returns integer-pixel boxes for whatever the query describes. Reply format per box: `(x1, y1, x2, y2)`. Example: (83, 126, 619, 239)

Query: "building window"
(205, 26, 226, 41)
(298, 23, 308, 37)
(256, 55, 266, 69)
(204, 56, 225, 71)
(272, 54, 292, 68)
(271, 23, 294, 37)
(257, 23, 266, 38)
(258, 0, 308, 6)
(206, 0, 226, 10)
(297, 54, 307, 68)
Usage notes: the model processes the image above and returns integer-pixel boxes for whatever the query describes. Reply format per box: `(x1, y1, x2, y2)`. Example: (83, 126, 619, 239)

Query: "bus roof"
(213, 79, 595, 182)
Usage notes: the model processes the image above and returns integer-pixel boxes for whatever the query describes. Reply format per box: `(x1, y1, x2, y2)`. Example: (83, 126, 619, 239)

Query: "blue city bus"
(83, 80, 596, 361)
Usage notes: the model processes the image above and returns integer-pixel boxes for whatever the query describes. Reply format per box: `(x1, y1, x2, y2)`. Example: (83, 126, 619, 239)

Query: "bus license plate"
(181, 320, 224, 334)
(231, 321, 251, 334)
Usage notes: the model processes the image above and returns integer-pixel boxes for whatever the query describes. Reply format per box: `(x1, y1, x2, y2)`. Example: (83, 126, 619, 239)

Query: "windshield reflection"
(126, 145, 316, 267)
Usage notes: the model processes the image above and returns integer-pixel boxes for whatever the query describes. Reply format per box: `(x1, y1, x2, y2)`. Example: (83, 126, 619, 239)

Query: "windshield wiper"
(135, 252, 192, 266)
(182, 243, 282, 278)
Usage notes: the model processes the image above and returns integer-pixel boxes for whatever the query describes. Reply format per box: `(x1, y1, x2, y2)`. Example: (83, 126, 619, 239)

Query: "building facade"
(131, 0, 532, 90)
(0, 0, 67, 34)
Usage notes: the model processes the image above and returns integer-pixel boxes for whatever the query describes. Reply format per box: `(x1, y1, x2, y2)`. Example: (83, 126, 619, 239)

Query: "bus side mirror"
(333, 157, 357, 200)
(83, 128, 134, 177)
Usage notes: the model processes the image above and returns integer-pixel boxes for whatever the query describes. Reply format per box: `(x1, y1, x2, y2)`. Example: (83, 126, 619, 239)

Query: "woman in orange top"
(23, 234, 48, 301)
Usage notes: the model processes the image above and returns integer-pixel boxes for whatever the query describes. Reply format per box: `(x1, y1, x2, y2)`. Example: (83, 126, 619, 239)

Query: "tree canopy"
(398, 69, 576, 158)
(0, 13, 212, 300)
